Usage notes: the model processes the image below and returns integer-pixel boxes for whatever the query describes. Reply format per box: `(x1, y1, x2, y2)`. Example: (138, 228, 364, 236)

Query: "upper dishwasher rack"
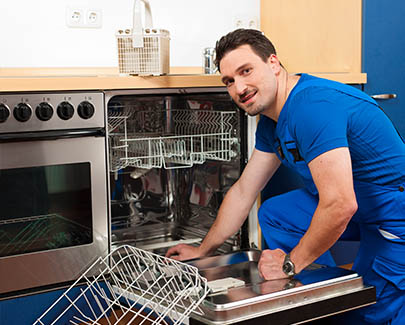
(108, 108, 239, 171)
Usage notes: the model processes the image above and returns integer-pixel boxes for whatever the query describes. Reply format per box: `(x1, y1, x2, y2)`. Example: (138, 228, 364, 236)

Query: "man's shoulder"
(293, 74, 348, 96)
(293, 73, 375, 105)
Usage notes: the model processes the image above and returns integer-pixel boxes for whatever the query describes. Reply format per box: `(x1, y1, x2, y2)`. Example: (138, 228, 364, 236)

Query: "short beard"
(245, 103, 265, 117)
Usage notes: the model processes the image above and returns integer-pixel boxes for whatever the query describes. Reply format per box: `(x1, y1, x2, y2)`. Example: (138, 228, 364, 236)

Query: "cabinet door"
(260, 0, 362, 74)
(363, 0, 405, 137)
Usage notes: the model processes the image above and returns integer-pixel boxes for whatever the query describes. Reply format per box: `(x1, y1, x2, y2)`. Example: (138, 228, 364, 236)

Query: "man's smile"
(239, 90, 257, 105)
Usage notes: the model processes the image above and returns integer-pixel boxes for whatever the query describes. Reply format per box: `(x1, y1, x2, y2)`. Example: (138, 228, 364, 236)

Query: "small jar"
(203, 47, 217, 74)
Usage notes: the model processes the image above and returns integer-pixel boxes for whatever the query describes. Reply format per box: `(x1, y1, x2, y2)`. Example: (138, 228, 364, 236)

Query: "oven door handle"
(0, 128, 105, 143)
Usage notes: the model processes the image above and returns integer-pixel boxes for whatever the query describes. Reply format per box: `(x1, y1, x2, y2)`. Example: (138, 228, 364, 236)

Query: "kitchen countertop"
(0, 67, 367, 92)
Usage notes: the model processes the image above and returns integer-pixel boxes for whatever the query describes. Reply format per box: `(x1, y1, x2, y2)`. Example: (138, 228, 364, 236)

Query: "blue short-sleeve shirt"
(255, 74, 405, 194)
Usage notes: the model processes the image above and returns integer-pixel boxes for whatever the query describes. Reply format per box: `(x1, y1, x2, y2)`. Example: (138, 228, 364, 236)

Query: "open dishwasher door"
(188, 249, 376, 325)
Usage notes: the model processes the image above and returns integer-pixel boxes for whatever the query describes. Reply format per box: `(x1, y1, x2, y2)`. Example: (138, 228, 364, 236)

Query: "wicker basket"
(116, 0, 170, 76)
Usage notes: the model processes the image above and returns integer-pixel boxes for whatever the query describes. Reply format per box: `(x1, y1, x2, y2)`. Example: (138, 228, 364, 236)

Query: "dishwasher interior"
(106, 90, 248, 256)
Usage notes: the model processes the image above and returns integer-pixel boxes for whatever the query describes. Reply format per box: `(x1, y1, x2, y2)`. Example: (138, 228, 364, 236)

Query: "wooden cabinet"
(260, 0, 362, 74)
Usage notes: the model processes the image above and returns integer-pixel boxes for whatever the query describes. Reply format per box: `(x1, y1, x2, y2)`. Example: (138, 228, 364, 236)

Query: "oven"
(0, 92, 109, 297)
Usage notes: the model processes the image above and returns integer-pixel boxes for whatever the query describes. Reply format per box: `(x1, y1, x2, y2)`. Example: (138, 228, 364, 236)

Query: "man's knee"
(258, 198, 278, 228)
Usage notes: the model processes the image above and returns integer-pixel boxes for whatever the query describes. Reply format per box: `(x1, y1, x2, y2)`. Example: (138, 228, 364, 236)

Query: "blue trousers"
(258, 180, 405, 324)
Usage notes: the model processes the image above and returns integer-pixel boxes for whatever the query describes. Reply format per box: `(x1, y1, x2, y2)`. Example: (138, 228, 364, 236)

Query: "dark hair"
(215, 28, 279, 72)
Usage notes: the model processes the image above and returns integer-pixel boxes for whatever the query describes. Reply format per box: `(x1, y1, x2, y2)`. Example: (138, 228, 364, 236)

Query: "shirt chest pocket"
(279, 140, 311, 174)
(276, 138, 317, 194)
(283, 141, 305, 163)
(276, 139, 305, 166)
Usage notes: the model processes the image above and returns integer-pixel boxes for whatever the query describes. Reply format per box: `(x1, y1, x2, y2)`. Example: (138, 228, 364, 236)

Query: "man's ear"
(268, 54, 282, 75)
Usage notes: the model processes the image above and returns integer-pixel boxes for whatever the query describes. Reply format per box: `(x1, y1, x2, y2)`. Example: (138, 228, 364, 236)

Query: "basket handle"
(132, 0, 153, 48)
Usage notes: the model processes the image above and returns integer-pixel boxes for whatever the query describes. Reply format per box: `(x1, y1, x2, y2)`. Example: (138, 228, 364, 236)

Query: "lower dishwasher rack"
(34, 245, 210, 325)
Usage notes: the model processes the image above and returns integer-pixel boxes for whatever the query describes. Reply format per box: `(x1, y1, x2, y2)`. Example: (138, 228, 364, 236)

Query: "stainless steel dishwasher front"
(188, 250, 376, 325)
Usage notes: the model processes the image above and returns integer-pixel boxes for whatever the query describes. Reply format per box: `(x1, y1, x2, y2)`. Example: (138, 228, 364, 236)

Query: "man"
(166, 29, 405, 324)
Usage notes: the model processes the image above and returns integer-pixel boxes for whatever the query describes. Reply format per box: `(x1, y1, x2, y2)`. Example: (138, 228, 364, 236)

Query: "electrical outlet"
(66, 7, 102, 29)
(86, 9, 102, 28)
(247, 17, 258, 29)
(233, 16, 259, 30)
(234, 17, 244, 29)
(66, 7, 84, 28)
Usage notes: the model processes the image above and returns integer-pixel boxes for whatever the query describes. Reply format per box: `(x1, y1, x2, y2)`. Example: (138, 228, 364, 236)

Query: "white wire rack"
(108, 106, 132, 134)
(34, 245, 209, 325)
(108, 110, 238, 172)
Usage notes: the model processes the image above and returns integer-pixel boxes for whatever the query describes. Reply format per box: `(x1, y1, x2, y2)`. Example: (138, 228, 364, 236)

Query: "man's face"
(220, 45, 279, 117)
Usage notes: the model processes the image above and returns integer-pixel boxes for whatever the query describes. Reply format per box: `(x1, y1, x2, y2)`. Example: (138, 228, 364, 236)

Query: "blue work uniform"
(256, 74, 405, 324)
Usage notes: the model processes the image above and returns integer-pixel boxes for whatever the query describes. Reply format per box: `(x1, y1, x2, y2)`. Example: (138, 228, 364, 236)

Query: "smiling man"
(166, 29, 405, 324)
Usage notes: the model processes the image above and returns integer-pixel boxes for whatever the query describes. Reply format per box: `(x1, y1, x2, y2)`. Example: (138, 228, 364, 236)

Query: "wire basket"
(108, 110, 238, 171)
(34, 245, 209, 325)
(116, 0, 170, 76)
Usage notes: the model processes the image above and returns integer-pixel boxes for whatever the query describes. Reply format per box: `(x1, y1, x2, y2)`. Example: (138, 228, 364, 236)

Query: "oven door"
(0, 132, 108, 296)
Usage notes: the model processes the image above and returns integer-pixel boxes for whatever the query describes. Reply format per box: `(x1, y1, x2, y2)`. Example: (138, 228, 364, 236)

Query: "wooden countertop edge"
(0, 74, 225, 92)
(0, 67, 367, 92)
(0, 67, 200, 76)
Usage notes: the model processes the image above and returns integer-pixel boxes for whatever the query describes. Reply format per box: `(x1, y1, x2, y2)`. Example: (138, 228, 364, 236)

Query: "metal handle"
(0, 128, 105, 143)
(371, 94, 397, 100)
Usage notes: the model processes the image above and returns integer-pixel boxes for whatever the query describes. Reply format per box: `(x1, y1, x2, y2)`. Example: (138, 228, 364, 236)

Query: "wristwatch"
(282, 253, 296, 277)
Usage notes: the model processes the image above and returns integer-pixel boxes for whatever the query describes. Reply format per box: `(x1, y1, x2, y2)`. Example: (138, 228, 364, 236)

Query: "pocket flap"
(372, 255, 405, 290)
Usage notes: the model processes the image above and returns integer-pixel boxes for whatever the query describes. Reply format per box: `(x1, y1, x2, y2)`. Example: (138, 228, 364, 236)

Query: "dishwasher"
(105, 88, 251, 256)
(35, 87, 375, 324)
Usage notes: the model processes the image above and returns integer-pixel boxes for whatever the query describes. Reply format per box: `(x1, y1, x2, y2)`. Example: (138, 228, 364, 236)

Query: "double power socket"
(66, 7, 102, 29)
(234, 15, 259, 30)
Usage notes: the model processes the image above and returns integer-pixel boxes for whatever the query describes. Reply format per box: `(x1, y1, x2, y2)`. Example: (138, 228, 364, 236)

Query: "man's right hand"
(165, 244, 203, 261)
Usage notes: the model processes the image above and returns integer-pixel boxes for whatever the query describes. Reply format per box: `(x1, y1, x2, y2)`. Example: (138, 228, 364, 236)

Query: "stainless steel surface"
(371, 93, 397, 99)
(111, 216, 236, 256)
(188, 250, 376, 324)
(0, 92, 104, 133)
(0, 91, 109, 296)
(0, 135, 109, 295)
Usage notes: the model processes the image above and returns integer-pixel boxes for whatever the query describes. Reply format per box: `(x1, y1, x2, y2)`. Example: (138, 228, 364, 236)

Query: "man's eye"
(242, 68, 252, 74)
(225, 80, 234, 87)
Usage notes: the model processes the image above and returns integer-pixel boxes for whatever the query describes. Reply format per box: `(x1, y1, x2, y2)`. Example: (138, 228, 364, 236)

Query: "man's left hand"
(258, 248, 289, 280)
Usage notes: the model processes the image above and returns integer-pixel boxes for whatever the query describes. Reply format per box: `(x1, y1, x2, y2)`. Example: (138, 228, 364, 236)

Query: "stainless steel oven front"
(0, 92, 109, 296)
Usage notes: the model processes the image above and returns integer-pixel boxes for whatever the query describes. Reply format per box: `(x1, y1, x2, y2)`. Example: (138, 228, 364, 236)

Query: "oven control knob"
(13, 103, 32, 122)
(57, 101, 74, 120)
(0, 103, 10, 123)
(77, 101, 95, 119)
(36, 102, 54, 121)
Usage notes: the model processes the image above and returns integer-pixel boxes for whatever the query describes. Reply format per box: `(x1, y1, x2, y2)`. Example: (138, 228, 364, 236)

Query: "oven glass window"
(0, 163, 93, 257)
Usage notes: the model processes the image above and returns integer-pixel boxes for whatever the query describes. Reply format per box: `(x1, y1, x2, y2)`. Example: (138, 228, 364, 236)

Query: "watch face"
(283, 253, 295, 276)
(283, 261, 293, 274)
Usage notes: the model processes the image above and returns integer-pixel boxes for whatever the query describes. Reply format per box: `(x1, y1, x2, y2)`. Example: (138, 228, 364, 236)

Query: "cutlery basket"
(116, 0, 170, 75)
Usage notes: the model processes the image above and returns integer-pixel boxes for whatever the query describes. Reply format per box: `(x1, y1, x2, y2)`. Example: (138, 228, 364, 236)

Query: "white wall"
(0, 0, 260, 68)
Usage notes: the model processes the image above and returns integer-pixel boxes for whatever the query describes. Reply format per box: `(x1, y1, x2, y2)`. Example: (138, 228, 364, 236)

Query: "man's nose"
(235, 79, 247, 95)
